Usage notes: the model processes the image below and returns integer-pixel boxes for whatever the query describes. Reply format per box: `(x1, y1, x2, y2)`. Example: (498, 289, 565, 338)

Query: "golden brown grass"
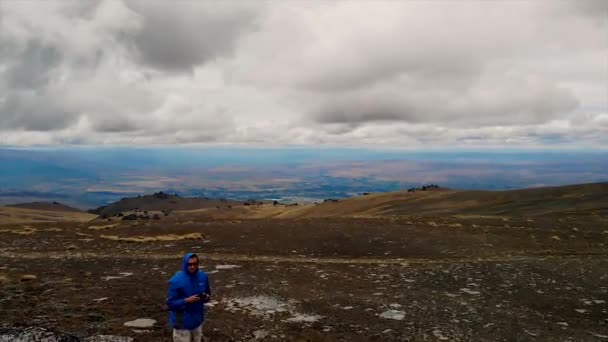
(254, 183, 608, 218)
(20, 274, 37, 281)
(0, 274, 9, 283)
(0, 207, 97, 224)
(100, 232, 204, 243)
(88, 223, 119, 230)
(0, 226, 37, 235)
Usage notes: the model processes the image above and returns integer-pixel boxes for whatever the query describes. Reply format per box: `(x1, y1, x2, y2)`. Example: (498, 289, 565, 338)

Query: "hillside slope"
(89, 192, 247, 216)
(283, 182, 608, 218)
(185, 182, 607, 219)
(6, 201, 82, 213)
(0, 207, 97, 224)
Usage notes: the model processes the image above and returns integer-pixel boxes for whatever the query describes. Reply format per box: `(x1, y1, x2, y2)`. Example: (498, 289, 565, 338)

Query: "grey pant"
(173, 323, 202, 342)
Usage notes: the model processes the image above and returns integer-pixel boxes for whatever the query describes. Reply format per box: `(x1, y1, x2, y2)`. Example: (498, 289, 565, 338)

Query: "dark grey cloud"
(297, 46, 482, 93)
(3, 40, 61, 89)
(125, 2, 260, 72)
(568, 0, 608, 19)
(0, 91, 77, 131)
(316, 96, 417, 124)
(91, 116, 139, 133)
(312, 77, 580, 127)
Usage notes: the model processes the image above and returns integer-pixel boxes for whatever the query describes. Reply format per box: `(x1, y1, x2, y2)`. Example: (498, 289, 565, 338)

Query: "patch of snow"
(216, 265, 241, 270)
(102, 272, 132, 281)
(123, 318, 156, 328)
(205, 300, 219, 308)
(524, 329, 538, 337)
(252, 329, 269, 340)
(432, 329, 449, 340)
(284, 314, 322, 323)
(224, 296, 321, 325)
(379, 309, 405, 320)
(460, 288, 480, 295)
(224, 296, 293, 317)
(84, 336, 133, 342)
(0, 326, 78, 342)
(131, 330, 150, 334)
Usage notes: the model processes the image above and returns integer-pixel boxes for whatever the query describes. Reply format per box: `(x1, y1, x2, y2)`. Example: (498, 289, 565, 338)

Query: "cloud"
(0, 1, 605, 148)
(3, 40, 61, 89)
(0, 91, 76, 131)
(566, 0, 608, 20)
(124, 1, 261, 72)
(312, 72, 580, 127)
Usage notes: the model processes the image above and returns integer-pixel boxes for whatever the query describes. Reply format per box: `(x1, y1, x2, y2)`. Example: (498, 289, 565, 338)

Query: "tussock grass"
(101, 232, 204, 243)
(0, 274, 9, 283)
(15, 229, 36, 236)
(88, 224, 118, 230)
(20, 274, 37, 281)
(0, 227, 37, 235)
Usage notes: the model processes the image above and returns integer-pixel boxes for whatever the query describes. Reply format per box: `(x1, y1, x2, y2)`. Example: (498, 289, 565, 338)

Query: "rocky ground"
(0, 214, 607, 341)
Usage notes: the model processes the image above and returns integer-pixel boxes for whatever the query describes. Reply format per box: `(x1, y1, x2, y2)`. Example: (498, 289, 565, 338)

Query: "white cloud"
(0, 0, 606, 148)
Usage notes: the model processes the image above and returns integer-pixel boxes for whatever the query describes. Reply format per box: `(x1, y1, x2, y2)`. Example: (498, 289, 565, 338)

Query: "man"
(167, 253, 211, 342)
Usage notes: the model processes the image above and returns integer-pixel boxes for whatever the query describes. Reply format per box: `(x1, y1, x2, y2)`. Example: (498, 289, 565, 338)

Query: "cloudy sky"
(0, 0, 606, 148)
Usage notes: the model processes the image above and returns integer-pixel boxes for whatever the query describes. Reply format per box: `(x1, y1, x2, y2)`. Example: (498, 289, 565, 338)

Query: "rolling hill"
(6, 201, 83, 213)
(278, 182, 608, 218)
(88, 191, 247, 216)
(0, 206, 97, 224)
(181, 182, 608, 219)
(4, 182, 605, 223)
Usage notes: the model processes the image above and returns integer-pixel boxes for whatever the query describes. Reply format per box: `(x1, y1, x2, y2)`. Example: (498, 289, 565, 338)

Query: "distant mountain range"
(1, 148, 607, 209)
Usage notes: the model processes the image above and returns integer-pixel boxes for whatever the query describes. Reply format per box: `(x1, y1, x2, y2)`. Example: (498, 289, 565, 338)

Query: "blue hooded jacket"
(167, 253, 211, 330)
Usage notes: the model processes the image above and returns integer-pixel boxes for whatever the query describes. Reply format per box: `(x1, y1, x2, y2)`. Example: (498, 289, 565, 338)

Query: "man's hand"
(200, 293, 210, 303)
(185, 295, 200, 303)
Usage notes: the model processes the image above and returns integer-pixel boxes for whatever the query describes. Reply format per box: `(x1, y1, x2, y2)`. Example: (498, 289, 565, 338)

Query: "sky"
(0, 0, 606, 149)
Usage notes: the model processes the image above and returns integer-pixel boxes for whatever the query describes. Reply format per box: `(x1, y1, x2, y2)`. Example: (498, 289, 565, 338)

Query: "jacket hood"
(182, 252, 198, 275)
